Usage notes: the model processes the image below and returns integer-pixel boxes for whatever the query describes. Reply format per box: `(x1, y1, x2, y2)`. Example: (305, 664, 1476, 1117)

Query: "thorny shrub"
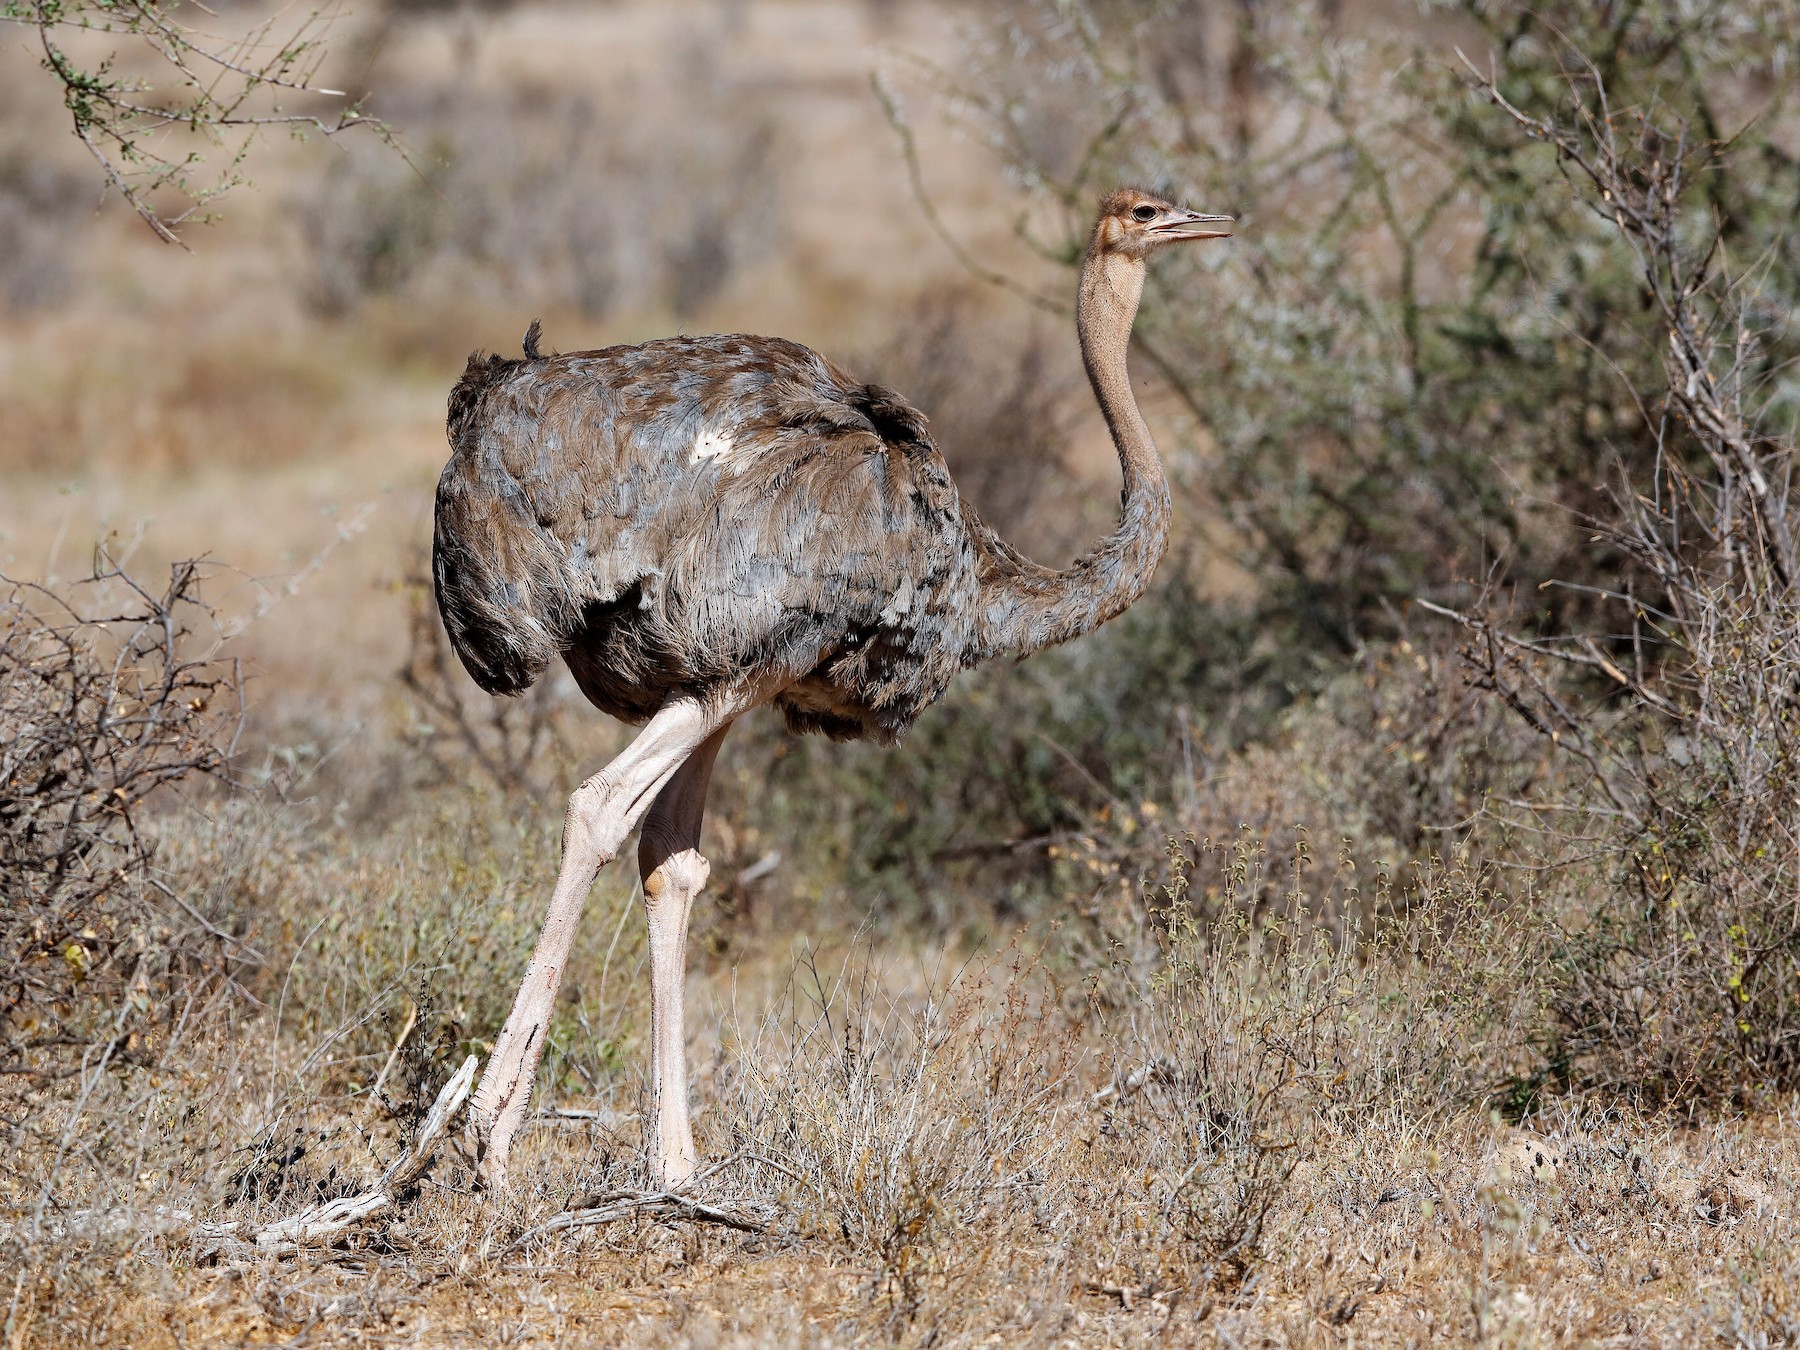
(930, 0, 1799, 653)
(0, 562, 244, 1071)
(1437, 59, 1800, 1108)
(725, 0, 1797, 958)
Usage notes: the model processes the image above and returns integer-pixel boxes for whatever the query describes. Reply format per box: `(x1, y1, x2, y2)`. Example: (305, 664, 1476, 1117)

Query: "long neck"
(976, 247, 1173, 658)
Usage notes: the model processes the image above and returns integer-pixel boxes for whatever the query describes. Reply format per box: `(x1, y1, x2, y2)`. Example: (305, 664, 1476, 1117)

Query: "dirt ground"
(15, 1106, 1797, 1346)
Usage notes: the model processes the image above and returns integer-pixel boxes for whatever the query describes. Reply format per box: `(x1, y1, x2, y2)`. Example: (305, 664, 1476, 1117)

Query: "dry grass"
(4, 783, 1796, 1346)
(3, 686, 1792, 1347)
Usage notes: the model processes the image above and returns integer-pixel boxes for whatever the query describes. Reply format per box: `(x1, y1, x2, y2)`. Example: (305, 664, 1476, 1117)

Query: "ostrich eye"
(1132, 204, 1157, 222)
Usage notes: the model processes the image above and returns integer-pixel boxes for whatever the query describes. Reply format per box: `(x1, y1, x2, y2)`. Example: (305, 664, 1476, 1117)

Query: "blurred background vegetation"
(4, 0, 1800, 1340)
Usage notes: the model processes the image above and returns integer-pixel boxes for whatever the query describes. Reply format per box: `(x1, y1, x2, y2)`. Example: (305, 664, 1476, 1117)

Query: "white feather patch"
(689, 426, 736, 466)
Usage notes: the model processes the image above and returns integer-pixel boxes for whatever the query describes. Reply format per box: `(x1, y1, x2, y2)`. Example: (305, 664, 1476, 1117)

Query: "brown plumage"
(435, 330, 976, 742)
(435, 188, 1233, 1193)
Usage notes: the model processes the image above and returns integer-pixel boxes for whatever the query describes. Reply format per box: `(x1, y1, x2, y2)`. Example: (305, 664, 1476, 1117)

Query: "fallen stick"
(197, 1053, 478, 1254)
(502, 1190, 772, 1254)
(251, 1189, 391, 1247)
(379, 1052, 479, 1192)
(497, 1155, 776, 1255)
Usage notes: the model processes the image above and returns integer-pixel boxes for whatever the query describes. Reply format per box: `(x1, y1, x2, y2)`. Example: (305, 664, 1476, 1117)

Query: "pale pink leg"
(469, 697, 727, 1192)
(636, 725, 729, 1188)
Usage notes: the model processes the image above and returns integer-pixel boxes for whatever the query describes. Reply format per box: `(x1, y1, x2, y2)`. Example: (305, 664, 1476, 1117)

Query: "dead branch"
(505, 1192, 773, 1252)
(1459, 48, 1796, 595)
(197, 1053, 478, 1256)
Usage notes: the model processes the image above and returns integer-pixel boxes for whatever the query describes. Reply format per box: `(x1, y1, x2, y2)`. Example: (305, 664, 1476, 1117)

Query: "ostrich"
(434, 188, 1232, 1191)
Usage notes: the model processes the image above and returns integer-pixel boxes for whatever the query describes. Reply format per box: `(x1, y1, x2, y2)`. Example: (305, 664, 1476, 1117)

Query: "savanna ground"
(5, 1, 1800, 1344)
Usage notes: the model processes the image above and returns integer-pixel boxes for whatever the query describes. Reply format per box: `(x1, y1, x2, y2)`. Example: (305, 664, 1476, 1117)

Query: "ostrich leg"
(636, 724, 729, 1187)
(469, 697, 732, 1193)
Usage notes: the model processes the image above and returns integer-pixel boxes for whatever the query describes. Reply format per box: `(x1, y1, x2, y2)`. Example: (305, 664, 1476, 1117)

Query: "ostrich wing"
(438, 334, 983, 740)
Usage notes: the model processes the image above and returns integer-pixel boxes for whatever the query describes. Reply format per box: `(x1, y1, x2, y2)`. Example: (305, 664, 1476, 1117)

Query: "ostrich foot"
(650, 1116, 699, 1191)
(467, 1006, 552, 1194)
(464, 1108, 510, 1195)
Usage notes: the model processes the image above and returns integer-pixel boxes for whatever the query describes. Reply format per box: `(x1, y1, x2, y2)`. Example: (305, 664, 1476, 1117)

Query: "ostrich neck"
(1079, 251, 1159, 492)
(975, 248, 1172, 659)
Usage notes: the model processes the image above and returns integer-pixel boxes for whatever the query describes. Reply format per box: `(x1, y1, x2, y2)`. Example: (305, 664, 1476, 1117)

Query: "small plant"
(0, 559, 243, 1070)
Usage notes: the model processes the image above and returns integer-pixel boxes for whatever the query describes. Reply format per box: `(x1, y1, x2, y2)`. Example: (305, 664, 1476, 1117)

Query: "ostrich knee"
(565, 773, 634, 869)
(642, 845, 709, 1188)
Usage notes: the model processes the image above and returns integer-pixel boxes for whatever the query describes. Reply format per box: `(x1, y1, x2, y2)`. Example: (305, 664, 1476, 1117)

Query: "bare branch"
(6, 0, 389, 242)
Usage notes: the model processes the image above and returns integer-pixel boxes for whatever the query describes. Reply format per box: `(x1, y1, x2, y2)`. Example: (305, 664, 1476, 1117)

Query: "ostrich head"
(1089, 188, 1233, 262)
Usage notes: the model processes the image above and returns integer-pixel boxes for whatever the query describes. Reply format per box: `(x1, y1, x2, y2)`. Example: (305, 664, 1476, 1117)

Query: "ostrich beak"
(1151, 210, 1234, 241)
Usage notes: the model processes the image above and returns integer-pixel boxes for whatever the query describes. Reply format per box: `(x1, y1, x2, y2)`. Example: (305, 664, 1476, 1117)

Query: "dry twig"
(198, 1054, 478, 1256)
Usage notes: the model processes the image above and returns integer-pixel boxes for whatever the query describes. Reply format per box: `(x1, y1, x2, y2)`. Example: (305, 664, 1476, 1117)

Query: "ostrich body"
(434, 189, 1231, 1190)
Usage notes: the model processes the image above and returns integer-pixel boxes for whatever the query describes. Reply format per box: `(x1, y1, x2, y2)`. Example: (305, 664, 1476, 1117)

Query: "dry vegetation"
(5, 0, 1800, 1345)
